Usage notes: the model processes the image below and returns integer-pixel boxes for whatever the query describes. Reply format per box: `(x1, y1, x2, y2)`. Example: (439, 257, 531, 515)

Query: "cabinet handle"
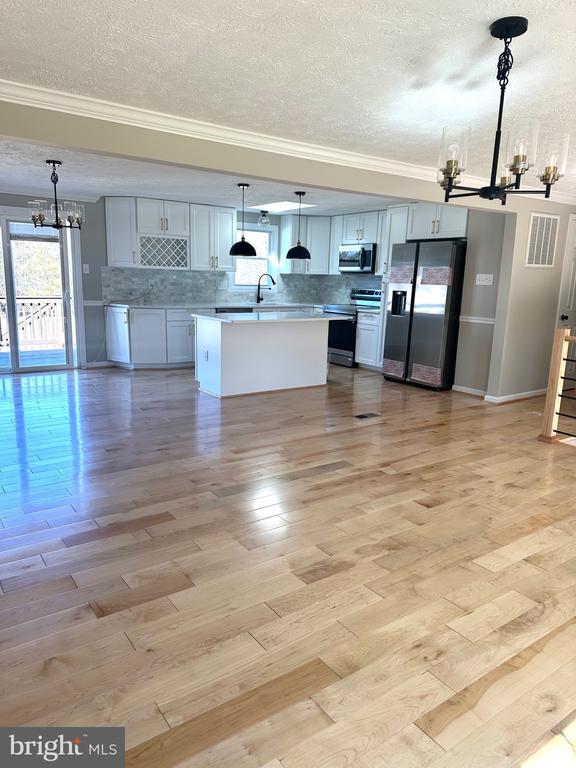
(165, 217, 169, 233)
(215, 256, 219, 269)
(132, 251, 136, 264)
(430, 219, 434, 235)
(435, 219, 440, 234)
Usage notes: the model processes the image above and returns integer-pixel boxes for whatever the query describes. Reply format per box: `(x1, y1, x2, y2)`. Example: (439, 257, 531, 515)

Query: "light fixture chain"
(496, 37, 513, 89)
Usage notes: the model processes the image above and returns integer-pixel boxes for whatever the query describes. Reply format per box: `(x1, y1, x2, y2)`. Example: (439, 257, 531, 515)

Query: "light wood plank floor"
(0, 366, 575, 767)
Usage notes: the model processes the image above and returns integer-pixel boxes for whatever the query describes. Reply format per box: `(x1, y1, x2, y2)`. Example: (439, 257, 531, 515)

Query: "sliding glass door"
(1, 221, 73, 372)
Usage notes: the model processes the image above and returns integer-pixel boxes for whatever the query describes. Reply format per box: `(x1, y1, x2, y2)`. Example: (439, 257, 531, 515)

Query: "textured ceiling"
(0, 140, 405, 214)
(1, 1, 575, 193)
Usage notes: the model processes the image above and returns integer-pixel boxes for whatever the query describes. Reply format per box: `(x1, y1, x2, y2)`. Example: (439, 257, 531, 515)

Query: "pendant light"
(286, 191, 311, 260)
(258, 210, 270, 226)
(230, 183, 256, 256)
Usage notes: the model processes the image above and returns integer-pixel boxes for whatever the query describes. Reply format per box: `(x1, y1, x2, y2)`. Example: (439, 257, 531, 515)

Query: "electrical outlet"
(475, 273, 494, 286)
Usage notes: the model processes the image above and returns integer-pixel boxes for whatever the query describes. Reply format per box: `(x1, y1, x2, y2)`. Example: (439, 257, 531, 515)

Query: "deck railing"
(539, 327, 576, 441)
(0, 298, 64, 350)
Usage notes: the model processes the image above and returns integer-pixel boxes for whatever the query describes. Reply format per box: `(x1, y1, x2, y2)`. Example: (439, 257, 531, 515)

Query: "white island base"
(193, 312, 334, 397)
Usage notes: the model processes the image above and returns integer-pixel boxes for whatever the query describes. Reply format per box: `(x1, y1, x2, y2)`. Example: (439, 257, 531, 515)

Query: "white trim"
(452, 385, 487, 397)
(459, 316, 495, 325)
(0, 79, 437, 179)
(84, 361, 113, 369)
(484, 388, 546, 404)
(556, 213, 576, 320)
(2, 79, 575, 205)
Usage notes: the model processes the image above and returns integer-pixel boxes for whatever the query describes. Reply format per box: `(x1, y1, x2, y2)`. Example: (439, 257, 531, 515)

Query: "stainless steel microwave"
(338, 244, 377, 273)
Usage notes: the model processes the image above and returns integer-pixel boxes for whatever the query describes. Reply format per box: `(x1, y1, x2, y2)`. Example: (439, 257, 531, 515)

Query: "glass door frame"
(0, 211, 75, 373)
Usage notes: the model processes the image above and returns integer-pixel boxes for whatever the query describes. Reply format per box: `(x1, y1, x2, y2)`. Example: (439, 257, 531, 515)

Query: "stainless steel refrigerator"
(383, 239, 466, 390)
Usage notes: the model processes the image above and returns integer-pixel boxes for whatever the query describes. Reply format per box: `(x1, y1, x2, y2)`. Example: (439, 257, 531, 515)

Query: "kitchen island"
(191, 310, 345, 397)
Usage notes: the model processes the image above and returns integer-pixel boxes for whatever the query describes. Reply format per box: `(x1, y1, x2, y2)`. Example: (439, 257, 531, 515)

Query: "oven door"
(327, 316, 358, 367)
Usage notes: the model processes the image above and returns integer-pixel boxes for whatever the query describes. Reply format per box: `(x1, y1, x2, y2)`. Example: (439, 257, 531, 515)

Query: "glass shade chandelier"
(29, 160, 85, 229)
(286, 192, 311, 260)
(258, 210, 270, 226)
(230, 183, 256, 256)
(438, 17, 570, 206)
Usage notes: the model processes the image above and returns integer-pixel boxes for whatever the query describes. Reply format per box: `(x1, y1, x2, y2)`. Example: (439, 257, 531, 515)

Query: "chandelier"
(437, 17, 570, 206)
(29, 161, 85, 229)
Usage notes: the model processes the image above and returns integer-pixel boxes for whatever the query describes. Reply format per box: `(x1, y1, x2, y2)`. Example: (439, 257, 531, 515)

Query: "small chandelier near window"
(438, 17, 570, 206)
(258, 210, 270, 226)
(29, 160, 85, 229)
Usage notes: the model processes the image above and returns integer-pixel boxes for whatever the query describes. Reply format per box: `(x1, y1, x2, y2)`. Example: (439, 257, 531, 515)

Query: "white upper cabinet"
(106, 198, 138, 266)
(211, 207, 237, 271)
(342, 211, 379, 244)
(407, 203, 467, 240)
(137, 199, 165, 235)
(190, 204, 236, 271)
(305, 217, 331, 274)
(382, 206, 409, 275)
(190, 204, 212, 270)
(137, 198, 189, 236)
(329, 215, 343, 274)
(436, 204, 468, 238)
(164, 201, 190, 237)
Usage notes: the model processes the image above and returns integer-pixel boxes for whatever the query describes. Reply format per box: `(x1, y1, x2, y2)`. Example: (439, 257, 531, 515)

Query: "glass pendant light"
(230, 183, 256, 256)
(286, 191, 311, 260)
(258, 210, 270, 227)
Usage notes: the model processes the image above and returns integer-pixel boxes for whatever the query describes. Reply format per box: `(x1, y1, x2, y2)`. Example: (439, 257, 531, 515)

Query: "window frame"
(231, 222, 279, 290)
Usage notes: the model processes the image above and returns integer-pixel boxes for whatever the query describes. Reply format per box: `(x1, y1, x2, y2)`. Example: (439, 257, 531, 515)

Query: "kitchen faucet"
(256, 273, 276, 304)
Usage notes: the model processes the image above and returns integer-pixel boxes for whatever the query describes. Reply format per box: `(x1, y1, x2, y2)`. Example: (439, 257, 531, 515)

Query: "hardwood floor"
(0, 365, 575, 767)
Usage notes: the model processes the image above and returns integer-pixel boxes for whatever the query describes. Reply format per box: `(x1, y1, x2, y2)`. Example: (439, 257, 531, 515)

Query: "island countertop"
(191, 310, 349, 324)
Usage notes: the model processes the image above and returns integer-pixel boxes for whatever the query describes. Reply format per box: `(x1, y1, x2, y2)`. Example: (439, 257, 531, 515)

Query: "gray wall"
(454, 209, 505, 394)
(487, 208, 570, 399)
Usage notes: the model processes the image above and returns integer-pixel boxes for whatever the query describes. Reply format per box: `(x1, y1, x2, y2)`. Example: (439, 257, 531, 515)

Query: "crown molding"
(0, 79, 574, 205)
(0, 79, 438, 180)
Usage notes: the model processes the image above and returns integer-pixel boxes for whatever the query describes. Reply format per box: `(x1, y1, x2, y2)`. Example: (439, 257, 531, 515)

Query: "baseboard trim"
(459, 316, 495, 325)
(484, 388, 546, 404)
(83, 361, 113, 368)
(452, 385, 487, 397)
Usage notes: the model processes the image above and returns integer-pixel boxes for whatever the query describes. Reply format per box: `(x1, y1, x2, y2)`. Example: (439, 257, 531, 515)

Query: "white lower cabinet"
(105, 306, 131, 363)
(167, 320, 195, 363)
(355, 312, 380, 366)
(130, 308, 167, 365)
(106, 306, 195, 368)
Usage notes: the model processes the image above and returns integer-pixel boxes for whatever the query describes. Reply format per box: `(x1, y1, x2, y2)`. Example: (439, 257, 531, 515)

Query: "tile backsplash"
(101, 267, 381, 305)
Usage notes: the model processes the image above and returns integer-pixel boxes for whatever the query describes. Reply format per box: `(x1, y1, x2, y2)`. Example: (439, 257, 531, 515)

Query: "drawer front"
(167, 309, 192, 322)
(357, 311, 380, 325)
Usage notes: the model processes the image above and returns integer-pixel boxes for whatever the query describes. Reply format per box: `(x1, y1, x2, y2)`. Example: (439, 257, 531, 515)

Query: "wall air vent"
(526, 213, 560, 267)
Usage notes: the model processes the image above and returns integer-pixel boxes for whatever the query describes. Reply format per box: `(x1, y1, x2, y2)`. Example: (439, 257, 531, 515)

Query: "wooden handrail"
(539, 327, 573, 442)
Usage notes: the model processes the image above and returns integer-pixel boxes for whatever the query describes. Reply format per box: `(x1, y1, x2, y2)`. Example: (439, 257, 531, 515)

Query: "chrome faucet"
(256, 273, 276, 303)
